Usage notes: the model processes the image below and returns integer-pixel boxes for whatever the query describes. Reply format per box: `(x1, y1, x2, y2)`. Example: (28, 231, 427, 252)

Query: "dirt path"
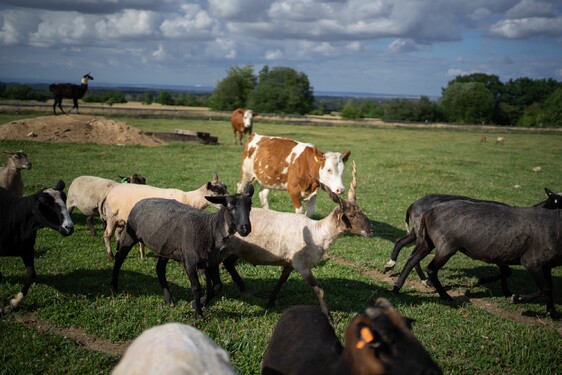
(329, 256, 562, 336)
(14, 312, 130, 357)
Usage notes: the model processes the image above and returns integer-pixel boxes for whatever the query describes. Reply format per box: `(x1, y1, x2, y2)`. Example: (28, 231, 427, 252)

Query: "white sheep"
(112, 323, 236, 375)
(66, 174, 146, 236)
(222, 162, 373, 322)
(101, 173, 228, 260)
(0, 151, 32, 197)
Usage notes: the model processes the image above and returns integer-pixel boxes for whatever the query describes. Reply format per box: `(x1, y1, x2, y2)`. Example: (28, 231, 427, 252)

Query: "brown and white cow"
(237, 133, 351, 217)
(231, 108, 258, 145)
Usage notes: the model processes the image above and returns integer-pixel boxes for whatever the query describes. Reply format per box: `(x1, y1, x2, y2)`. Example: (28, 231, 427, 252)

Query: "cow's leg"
(223, 255, 246, 293)
(392, 240, 434, 295)
(267, 266, 293, 308)
(513, 265, 558, 320)
(233, 130, 238, 145)
(289, 191, 304, 214)
(156, 257, 174, 305)
(259, 188, 271, 210)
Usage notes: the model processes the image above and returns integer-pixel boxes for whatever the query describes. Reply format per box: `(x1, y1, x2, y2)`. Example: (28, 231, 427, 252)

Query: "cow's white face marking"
(243, 110, 254, 128)
(318, 152, 346, 195)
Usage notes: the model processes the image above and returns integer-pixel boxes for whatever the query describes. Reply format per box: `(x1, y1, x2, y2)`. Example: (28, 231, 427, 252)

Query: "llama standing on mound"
(50, 73, 94, 115)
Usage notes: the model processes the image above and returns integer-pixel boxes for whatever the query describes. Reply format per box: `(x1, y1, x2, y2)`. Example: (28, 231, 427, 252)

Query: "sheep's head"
(310, 161, 373, 237)
(205, 172, 228, 196)
(5, 150, 32, 170)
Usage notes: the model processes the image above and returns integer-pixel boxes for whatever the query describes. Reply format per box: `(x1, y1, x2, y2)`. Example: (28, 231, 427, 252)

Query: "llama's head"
(82, 73, 94, 84)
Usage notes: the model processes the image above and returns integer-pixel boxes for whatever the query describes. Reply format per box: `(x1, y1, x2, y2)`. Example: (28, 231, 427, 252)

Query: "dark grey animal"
(0, 151, 32, 197)
(50, 73, 94, 115)
(392, 200, 562, 319)
(110, 185, 254, 318)
(0, 180, 74, 314)
(384, 188, 562, 286)
(262, 298, 442, 375)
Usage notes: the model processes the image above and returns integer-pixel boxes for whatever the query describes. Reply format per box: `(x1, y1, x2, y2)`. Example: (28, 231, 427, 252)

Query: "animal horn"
(212, 172, 219, 183)
(308, 173, 342, 206)
(348, 161, 357, 203)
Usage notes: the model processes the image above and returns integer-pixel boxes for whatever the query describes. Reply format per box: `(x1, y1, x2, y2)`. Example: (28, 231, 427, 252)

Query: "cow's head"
(316, 149, 351, 195)
(243, 110, 255, 128)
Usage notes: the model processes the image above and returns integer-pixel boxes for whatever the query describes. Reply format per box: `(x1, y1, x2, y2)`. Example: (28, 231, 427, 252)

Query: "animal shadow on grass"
(371, 220, 405, 243)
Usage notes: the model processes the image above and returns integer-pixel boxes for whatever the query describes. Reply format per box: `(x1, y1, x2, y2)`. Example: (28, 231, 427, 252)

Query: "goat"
(101, 173, 227, 260)
(0, 180, 74, 314)
(0, 151, 32, 197)
(262, 298, 442, 375)
(392, 200, 562, 319)
(112, 323, 236, 375)
(384, 188, 562, 289)
(110, 185, 254, 318)
(50, 73, 94, 115)
(223, 162, 373, 321)
(66, 174, 146, 237)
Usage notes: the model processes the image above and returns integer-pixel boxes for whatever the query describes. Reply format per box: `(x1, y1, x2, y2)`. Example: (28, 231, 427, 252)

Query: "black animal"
(262, 298, 441, 375)
(392, 200, 562, 319)
(384, 188, 562, 286)
(50, 73, 94, 115)
(0, 181, 74, 314)
(110, 185, 254, 318)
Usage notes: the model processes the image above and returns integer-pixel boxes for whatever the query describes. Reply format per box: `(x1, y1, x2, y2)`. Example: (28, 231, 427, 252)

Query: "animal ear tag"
(314, 155, 320, 163)
(355, 327, 375, 349)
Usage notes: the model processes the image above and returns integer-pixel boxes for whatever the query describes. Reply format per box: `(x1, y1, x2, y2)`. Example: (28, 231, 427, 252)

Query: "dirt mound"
(0, 115, 164, 146)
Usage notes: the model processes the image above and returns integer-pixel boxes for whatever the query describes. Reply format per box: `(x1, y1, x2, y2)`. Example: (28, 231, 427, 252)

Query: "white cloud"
(489, 17, 562, 38)
(264, 49, 284, 60)
(506, 0, 556, 19)
(387, 38, 418, 53)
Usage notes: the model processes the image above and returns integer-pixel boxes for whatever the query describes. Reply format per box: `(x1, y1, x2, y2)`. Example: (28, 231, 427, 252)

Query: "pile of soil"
(0, 115, 164, 146)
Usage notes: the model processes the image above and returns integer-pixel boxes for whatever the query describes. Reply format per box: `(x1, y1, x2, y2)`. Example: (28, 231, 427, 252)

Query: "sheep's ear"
(205, 195, 227, 206)
(545, 187, 555, 197)
(54, 180, 65, 192)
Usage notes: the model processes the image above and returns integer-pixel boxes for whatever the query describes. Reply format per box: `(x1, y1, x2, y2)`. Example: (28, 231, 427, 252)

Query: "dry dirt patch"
(0, 115, 164, 146)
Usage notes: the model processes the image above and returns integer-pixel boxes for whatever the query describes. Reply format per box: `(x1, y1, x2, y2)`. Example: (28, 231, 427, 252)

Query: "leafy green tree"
(209, 65, 256, 110)
(0, 82, 6, 97)
(144, 91, 153, 105)
(248, 66, 314, 115)
(156, 91, 174, 105)
(440, 82, 494, 123)
(341, 99, 364, 119)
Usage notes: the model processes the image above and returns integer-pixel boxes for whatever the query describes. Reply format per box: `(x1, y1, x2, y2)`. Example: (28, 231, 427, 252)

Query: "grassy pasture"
(0, 112, 561, 374)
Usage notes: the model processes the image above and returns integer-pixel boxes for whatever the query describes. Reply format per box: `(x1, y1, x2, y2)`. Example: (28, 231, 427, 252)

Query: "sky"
(0, 0, 561, 97)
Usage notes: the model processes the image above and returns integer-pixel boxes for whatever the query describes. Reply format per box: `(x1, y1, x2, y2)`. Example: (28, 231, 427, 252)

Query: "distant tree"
(341, 99, 364, 119)
(440, 82, 494, 123)
(156, 91, 174, 105)
(144, 91, 153, 105)
(104, 91, 126, 105)
(0, 81, 6, 97)
(209, 65, 257, 110)
(5, 84, 50, 101)
(503, 77, 560, 109)
(518, 87, 562, 126)
(248, 66, 314, 115)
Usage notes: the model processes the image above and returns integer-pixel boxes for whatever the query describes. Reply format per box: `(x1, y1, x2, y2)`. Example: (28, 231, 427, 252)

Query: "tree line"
(1, 69, 560, 126)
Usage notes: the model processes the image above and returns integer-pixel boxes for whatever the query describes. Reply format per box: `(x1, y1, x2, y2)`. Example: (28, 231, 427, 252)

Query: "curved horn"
(212, 172, 219, 183)
(308, 173, 342, 206)
(348, 161, 357, 203)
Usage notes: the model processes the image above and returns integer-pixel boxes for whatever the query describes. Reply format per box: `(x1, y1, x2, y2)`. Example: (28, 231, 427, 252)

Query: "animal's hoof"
(421, 279, 433, 288)
(383, 260, 396, 274)
(511, 294, 521, 304)
(107, 253, 115, 261)
(391, 286, 401, 296)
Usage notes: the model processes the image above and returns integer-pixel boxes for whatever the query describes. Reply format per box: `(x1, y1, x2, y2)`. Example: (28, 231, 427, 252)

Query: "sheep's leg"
(5, 253, 36, 313)
(392, 240, 434, 295)
(514, 265, 558, 320)
(86, 215, 97, 236)
(184, 263, 203, 318)
(302, 269, 333, 324)
(103, 221, 117, 260)
(476, 265, 512, 297)
(223, 255, 247, 293)
(199, 266, 221, 307)
(109, 234, 135, 295)
(384, 232, 416, 273)
(266, 266, 293, 308)
(425, 251, 456, 301)
(156, 257, 174, 305)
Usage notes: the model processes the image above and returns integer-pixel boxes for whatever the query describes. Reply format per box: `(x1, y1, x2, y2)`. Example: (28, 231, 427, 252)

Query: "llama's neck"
(81, 77, 90, 85)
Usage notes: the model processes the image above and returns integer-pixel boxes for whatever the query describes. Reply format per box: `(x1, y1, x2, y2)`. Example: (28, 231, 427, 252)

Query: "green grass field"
(0, 112, 561, 374)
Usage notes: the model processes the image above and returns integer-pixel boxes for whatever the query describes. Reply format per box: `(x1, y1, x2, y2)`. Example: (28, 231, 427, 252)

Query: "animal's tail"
(404, 204, 413, 234)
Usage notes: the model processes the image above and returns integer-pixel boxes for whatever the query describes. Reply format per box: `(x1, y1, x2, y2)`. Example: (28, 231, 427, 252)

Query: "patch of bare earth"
(329, 256, 562, 336)
(0, 115, 164, 146)
(15, 312, 130, 357)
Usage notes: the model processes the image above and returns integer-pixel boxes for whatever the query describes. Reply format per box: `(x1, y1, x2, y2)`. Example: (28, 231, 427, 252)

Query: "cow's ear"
(341, 150, 351, 162)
